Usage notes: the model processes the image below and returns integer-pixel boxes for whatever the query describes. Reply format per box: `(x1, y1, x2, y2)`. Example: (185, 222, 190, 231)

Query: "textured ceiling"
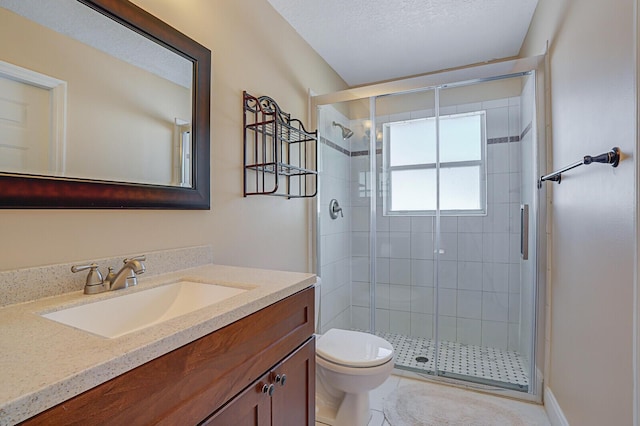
(266, 0, 539, 86)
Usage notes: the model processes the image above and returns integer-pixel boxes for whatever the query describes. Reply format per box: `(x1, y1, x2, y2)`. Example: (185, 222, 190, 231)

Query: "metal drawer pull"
(275, 374, 287, 386)
(261, 383, 275, 396)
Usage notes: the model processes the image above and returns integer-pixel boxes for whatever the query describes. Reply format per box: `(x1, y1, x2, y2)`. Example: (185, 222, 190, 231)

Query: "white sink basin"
(41, 281, 248, 338)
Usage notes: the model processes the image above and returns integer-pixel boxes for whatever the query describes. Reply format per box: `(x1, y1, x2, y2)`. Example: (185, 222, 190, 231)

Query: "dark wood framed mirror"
(0, 0, 211, 209)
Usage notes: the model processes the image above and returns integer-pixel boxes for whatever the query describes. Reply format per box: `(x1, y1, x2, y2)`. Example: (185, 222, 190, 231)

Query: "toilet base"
(316, 391, 371, 426)
(314, 328, 394, 426)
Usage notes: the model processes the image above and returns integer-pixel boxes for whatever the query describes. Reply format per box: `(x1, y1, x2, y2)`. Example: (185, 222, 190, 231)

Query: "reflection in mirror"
(0, 0, 194, 187)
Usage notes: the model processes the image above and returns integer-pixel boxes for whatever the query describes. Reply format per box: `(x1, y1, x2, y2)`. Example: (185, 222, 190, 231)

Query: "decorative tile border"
(487, 136, 521, 145)
(351, 148, 382, 157)
(322, 131, 529, 158)
(0, 245, 213, 307)
(319, 136, 350, 156)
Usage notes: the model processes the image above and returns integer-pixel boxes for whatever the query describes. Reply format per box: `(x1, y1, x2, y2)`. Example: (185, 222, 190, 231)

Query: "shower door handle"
(520, 204, 529, 260)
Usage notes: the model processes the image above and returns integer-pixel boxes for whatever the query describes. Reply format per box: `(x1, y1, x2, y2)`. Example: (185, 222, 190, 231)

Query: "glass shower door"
(435, 73, 535, 391)
(373, 89, 438, 374)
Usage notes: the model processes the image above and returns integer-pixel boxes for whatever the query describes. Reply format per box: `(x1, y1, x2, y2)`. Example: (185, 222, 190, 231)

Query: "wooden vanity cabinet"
(21, 286, 315, 426)
(202, 337, 314, 425)
(271, 338, 315, 426)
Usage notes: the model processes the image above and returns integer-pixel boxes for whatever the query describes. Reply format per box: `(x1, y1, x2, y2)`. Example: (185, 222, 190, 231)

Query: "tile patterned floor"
(365, 373, 550, 426)
(373, 331, 529, 391)
(315, 372, 549, 426)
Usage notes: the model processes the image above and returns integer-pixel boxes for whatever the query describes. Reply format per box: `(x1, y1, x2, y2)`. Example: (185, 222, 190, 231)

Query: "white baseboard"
(544, 387, 570, 426)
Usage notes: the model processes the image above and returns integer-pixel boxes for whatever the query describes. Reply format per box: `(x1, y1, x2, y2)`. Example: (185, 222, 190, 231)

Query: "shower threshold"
(364, 330, 530, 392)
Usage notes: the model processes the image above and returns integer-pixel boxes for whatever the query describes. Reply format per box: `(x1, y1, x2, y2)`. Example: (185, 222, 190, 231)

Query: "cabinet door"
(202, 373, 272, 426)
(271, 338, 315, 426)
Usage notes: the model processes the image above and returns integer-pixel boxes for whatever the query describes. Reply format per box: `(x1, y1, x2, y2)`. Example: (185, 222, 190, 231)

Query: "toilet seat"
(316, 329, 394, 368)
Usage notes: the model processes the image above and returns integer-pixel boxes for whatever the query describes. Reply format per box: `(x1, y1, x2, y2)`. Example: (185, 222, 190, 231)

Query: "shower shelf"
(243, 91, 318, 198)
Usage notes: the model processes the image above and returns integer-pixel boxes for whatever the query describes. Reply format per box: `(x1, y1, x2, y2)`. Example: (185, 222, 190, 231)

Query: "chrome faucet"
(72, 255, 146, 294)
(109, 256, 146, 290)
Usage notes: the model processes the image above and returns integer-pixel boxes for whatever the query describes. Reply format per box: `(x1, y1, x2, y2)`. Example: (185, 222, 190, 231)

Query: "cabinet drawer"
(22, 286, 314, 425)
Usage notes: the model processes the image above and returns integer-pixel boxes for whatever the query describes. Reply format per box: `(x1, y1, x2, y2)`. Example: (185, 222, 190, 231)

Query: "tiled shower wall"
(350, 96, 525, 351)
(317, 106, 352, 332)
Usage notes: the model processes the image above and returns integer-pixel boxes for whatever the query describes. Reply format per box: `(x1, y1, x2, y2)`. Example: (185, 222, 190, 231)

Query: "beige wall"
(0, 0, 346, 273)
(522, 0, 636, 424)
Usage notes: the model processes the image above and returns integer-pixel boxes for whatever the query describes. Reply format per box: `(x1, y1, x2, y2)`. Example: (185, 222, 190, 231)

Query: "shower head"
(332, 121, 354, 140)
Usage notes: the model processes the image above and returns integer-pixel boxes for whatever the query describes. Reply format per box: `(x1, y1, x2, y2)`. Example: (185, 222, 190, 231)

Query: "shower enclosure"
(314, 58, 544, 398)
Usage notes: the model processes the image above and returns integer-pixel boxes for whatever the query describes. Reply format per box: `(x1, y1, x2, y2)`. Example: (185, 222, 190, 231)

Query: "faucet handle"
(71, 263, 98, 273)
(123, 255, 146, 263)
(71, 263, 105, 294)
(71, 263, 103, 283)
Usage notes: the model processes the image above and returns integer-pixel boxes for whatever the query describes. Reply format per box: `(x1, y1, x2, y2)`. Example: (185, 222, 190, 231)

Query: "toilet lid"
(316, 329, 394, 368)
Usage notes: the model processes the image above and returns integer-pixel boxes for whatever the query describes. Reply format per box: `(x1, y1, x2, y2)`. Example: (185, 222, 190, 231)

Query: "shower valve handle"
(329, 199, 343, 219)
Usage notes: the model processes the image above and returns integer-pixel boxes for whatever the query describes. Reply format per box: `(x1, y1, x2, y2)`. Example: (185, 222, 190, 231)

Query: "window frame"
(382, 110, 488, 216)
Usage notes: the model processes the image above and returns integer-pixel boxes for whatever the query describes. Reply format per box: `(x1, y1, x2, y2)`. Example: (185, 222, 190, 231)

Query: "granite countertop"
(0, 264, 316, 425)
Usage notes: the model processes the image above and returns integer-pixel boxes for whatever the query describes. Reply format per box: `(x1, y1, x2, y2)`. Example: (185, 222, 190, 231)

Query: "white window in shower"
(383, 111, 487, 216)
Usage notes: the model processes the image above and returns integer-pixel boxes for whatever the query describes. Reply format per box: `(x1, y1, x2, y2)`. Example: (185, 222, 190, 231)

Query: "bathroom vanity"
(0, 263, 315, 425)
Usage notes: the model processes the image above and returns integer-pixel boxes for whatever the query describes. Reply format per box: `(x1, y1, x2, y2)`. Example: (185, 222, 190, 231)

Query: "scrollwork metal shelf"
(243, 91, 318, 198)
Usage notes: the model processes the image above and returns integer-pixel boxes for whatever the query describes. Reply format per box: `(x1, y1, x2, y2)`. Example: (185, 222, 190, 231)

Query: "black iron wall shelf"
(243, 91, 318, 198)
(538, 147, 620, 188)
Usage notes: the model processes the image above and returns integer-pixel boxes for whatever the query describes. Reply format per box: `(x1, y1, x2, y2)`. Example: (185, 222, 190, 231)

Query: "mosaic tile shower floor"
(367, 331, 529, 391)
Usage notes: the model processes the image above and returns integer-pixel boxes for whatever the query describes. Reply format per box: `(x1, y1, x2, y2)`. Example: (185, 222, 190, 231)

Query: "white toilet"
(314, 282, 395, 426)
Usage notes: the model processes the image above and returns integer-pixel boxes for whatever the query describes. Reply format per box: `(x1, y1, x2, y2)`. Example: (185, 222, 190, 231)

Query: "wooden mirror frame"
(0, 0, 211, 209)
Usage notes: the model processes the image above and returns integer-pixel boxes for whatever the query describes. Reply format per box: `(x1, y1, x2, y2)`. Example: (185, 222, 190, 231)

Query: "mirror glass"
(0, 0, 196, 188)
